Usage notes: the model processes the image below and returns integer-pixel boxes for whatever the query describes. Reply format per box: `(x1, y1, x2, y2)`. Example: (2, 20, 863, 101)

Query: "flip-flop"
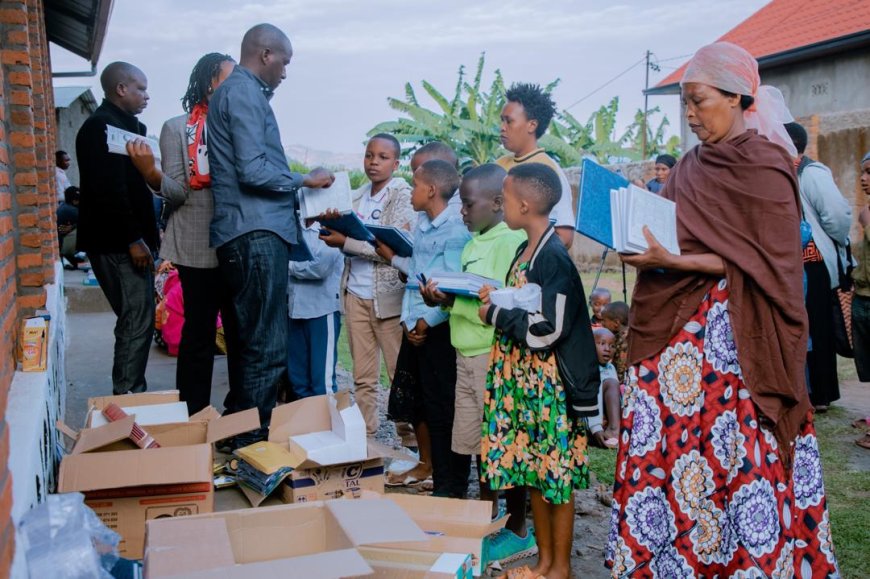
(851, 417, 870, 429)
(603, 437, 619, 449)
(855, 434, 870, 450)
(385, 474, 420, 488)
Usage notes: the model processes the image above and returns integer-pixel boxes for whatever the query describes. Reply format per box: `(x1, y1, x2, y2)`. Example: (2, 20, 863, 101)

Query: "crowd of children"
(278, 83, 635, 579)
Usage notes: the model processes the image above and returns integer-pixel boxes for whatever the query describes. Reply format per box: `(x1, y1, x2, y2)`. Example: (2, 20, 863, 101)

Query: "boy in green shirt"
(422, 163, 533, 565)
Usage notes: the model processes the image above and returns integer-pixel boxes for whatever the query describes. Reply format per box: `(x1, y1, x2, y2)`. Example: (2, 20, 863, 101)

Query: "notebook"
(610, 184, 680, 255)
(576, 158, 629, 248)
(298, 171, 353, 219)
(424, 271, 502, 297)
(366, 225, 414, 258)
(319, 211, 376, 244)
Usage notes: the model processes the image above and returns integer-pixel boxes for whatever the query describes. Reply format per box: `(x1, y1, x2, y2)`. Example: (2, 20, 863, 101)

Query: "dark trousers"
(405, 321, 466, 497)
(853, 295, 870, 382)
(804, 261, 839, 405)
(89, 252, 154, 395)
(176, 265, 240, 415)
(287, 312, 341, 399)
(217, 231, 289, 428)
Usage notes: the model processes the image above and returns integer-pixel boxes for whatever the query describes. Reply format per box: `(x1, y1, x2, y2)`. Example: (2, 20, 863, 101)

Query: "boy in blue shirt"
(383, 159, 471, 497)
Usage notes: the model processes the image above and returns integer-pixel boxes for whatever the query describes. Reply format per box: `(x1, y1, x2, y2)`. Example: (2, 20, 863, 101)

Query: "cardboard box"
(359, 547, 473, 579)
(286, 393, 367, 466)
(57, 391, 260, 559)
(19, 316, 48, 371)
(372, 494, 508, 576)
(281, 457, 385, 504)
(144, 498, 428, 578)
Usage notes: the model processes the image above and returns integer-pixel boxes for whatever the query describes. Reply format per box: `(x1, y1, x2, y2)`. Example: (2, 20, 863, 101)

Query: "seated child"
(601, 301, 629, 384)
(588, 287, 611, 327)
(420, 164, 532, 563)
(382, 159, 471, 498)
(588, 328, 621, 449)
(287, 215, 345, 398)
(478, 163, 599, 579)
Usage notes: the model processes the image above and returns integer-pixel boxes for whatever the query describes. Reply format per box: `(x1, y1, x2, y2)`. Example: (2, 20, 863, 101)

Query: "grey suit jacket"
(158, 114, 219, 268)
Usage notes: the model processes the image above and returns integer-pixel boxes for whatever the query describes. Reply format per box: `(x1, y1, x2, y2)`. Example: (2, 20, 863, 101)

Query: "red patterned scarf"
(186, 103, 210, 189)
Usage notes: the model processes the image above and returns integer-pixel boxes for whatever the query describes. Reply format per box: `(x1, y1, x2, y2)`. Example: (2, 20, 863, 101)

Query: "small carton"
(143, 498, 428, 578)
(286, 393, 367, 467)
(58, 391, 260, 559)
(281, 457, 385, 504)
(372, 494, 508, 576)
(19, 316, 48, 371)
(359, 547, 473, 579)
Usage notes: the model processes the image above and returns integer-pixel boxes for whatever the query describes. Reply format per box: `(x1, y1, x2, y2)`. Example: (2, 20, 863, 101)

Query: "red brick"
(9, 131, 33, 148)
(12, 152, 35, 168)
(15, 253, 39, 269)
(18, 233, 39, 248)
(0, 218, 10, 236)
(16, 214, 36, 228)
(0, 194, 9, 211)
(0, 8, 26, 24)
(12, 171, 35, 187)
(0, 463, 10, 527)
(0, 424, 8, 476)
(0, 239, 12, 257)
(0, 148, 7, 165)
(5, 30, 27, 45)
(17, 292, 46, 309)
(15, 193, 37, 206)
(9, 90, 29, 106)
(0, 172, 7, 188)
(19, 272, 43, 287)
(9, 109, 30, 125)
(7, 70, 30, 87)
(0, 50, 28, 66)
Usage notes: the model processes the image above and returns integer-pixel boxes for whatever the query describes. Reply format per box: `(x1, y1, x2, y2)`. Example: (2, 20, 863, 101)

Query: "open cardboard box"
(365, 493, 508, 576)
(57, 391, 260, 559)
(144, 498, 446, 578)
(235, 392, 410, 507)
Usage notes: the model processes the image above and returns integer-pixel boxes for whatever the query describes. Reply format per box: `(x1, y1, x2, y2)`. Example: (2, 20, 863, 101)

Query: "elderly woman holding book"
(606, 42, 839, 577)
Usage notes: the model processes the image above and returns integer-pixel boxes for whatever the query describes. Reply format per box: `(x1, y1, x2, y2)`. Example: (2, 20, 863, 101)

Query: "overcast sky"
(51, 0, 768, 159)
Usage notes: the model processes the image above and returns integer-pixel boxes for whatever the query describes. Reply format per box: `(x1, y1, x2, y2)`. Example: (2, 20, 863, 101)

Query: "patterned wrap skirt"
(606, 279, 839, 578)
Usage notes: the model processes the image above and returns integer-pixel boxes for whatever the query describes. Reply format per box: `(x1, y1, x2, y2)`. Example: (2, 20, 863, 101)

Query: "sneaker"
(483, 527, 538, 567)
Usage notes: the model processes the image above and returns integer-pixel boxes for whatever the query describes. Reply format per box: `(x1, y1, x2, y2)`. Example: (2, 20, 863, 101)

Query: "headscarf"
(654, 154, 676, 168)
(862, 151, 870, 164)
(186, 102, 211, 190)
(681, 42, 797, 158)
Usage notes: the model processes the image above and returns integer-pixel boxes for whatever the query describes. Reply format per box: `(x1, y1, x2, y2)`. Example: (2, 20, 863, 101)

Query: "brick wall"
(0, 0, 58, 574)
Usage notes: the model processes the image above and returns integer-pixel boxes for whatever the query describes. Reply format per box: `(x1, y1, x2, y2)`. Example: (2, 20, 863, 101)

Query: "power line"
(562, 56, 646, 111)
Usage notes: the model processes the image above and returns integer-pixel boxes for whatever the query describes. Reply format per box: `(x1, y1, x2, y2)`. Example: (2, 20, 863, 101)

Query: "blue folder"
(319, 211, 376, 244)
(576, 158, 629, 249)
(366, 225, 414, 258)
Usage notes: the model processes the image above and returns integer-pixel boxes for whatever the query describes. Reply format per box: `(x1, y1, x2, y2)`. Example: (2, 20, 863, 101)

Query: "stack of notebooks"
(318, 214, 414, 258)
(233, 441, 295, 497)
(426, 271, 502, 297)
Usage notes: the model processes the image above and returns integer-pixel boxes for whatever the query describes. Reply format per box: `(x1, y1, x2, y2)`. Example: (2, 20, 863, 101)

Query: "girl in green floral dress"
(479, 164, 600, 579)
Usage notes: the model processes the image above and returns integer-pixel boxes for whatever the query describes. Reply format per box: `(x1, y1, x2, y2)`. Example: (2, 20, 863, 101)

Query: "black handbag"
(832, 241, 855, 358)
(387, 338, 419, 424)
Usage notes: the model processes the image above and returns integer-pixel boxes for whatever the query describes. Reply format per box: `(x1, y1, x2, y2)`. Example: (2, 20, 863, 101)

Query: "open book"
(319, 211, 376, 245)
(610, 184, 680, 255)
(426, 271, 502, 297)
(298, 171, 352, 219)
(366, 225, 413, 258)
(106, 125, 161, 159)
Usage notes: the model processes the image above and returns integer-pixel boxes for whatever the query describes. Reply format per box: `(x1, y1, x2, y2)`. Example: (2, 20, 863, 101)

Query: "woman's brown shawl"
(628, 130, 810, 466)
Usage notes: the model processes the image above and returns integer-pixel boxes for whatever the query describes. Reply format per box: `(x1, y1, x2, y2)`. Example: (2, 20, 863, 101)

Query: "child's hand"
(319, 227, 347, 248)
(375, 240, 395, 263)
(421, 280, 454, 308)
(406, 318, 429, 347)
(303, 167, 335, 188)
(478, 284, 494, 305)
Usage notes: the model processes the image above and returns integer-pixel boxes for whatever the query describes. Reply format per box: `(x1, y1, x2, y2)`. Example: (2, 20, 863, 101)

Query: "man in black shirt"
(76, 61, 157, 394)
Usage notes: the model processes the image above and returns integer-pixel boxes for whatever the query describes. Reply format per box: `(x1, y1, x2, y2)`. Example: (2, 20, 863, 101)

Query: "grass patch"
(589, 447, 617, 486)
(813, 407, 870, 578)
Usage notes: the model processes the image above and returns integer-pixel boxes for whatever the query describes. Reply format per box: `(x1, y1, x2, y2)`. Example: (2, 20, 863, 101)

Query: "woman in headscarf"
(128, 53, 238, 415)
(645, 154, 676, 194)
(606, 42, 838, 577)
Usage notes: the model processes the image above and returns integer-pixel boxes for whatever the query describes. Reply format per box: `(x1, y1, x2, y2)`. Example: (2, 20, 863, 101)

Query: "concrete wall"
(54, 96, 92, 186)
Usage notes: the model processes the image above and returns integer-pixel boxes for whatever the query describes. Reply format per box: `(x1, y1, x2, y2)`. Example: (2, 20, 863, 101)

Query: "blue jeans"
(217, 231, 289, 427)
(287, 312, 341, 398)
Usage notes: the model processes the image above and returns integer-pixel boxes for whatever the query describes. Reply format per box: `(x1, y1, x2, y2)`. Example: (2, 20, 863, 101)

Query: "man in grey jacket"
(207, 23, 333, 433)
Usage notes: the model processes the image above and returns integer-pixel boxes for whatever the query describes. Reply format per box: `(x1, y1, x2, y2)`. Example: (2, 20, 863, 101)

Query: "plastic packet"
(489, 283, 542, 313)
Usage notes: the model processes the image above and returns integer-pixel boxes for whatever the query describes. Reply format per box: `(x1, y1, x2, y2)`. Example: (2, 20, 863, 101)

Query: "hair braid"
(181, 52, 234, 112)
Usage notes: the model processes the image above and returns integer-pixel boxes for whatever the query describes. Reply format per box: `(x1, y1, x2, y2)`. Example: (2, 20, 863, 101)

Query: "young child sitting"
(381, 159, 471, 498)
(287, 214, 345, 398)
(588, 327, 621, 449)
(420, 164, 533, 564)
(588, 287, 611, 327)
(478, 163, 599, 579)
(601, 301, 629, 384)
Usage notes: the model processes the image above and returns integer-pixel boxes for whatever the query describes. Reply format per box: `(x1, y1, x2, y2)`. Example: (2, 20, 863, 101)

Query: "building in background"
(53, 86, 97, 187)
(646, 0, 870, 239)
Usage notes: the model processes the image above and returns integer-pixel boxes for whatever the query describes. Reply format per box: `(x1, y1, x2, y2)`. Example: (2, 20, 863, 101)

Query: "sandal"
(855, 434, 870, 450)
(851, 417, 870, 429)
(499, 565, 540, 579)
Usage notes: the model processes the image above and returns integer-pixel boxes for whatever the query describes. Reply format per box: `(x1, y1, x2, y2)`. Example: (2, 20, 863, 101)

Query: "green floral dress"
(481, 261, 589, 505)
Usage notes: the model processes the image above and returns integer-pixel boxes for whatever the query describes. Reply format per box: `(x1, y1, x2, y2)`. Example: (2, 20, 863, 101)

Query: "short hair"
(655, 154, 677, 168)
(590, 288, 611, 302)
(602, 301, 629, 324)
(241, 23, 292, 61)
(417, 159, 460, 201)
(784, 122, 808, 155)
(368, 133, 401, 158)
(507, 163, 561, 214)
(182, 53, 234, 113)
(63, 185, 80, 205)
(412, 141, 458, 169)
(505, 83, 556, 138)
(55, 150, 68, 162)
(593, 327, 615, 341)
(461, 163, 506, 198)
(716, 88, 755, 111)
(100, 61, 144, 95)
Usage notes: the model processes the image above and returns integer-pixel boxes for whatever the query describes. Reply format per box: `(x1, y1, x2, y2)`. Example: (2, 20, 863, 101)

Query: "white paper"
(489, 284, 541, 313)
(105, 125, 161, 159)
(288, 395, 367, 465)
(611, 184, 680, 255)
(298, 171, 352, 219)
(89, 401, 189, 427)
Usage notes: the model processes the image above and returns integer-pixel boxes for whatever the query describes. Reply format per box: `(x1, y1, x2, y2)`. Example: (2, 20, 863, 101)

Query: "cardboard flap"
(88, 390, 181, 411)
(179, 549, 372, 579)
(58, 444, 212, 492)
(206, 408, 260, 444)
(55, 420, 79, 443)
(238, 483, 271, 508)
(366, 439, 419, 462)
(146, 518, 235, 578)
(327, 499, 426, 546)
(71, 414, 135, 454)
(387, 495, 503, 538)
(268, 395, 330, 442)
(189, 406, 222, 422)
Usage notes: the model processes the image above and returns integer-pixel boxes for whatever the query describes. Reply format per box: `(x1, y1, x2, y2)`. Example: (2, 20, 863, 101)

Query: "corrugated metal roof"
(44, 0, 114, 65)
(53, 86, 97, 110)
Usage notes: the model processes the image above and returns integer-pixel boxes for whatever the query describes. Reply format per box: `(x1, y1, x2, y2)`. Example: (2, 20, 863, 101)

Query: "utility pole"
(642, 50, 650, 160)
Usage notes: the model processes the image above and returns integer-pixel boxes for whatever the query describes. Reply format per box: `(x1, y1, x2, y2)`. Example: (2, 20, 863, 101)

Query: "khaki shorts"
(451, 352, 491, 455)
